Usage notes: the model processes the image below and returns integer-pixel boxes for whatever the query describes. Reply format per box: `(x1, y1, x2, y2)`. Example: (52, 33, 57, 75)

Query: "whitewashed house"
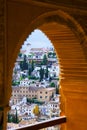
(20, 78, 30, 87)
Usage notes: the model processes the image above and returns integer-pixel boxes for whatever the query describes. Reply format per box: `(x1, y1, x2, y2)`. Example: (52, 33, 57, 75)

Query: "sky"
(21, 29, 53, 50)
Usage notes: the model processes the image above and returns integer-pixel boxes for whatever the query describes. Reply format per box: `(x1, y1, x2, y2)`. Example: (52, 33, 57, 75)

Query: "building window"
(40, 96, 42, 98)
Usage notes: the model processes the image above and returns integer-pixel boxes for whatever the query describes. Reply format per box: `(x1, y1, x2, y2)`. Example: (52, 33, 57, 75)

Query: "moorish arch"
(7, 10, 87, 130)
(11, 10, 87, 68)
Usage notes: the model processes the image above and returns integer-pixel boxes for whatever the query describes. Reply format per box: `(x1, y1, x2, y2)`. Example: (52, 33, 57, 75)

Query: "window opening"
(7, 29, 60, 130)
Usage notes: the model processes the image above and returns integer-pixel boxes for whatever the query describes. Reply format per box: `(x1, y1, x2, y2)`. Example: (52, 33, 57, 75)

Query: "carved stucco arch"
(7, 9, 87, 107)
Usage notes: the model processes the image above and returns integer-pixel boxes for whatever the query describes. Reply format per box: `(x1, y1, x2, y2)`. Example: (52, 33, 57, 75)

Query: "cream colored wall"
(37, 88, 55, 102)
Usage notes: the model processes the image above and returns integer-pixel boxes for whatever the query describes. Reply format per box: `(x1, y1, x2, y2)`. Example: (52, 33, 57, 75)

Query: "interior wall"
(39, 22, 87, 130)
(0, 0, 87, 129)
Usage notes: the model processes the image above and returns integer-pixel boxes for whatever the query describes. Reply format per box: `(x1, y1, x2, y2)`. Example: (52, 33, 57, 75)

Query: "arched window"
(7, 29, 62, 130)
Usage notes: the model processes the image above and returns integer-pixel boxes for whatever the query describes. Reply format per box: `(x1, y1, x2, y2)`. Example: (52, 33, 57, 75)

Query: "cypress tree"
(15, 108, 19, 123)
(31, 60, 34, 71)
(42, 54, 48, 65)
(39, 67, 44, 81)
(45, 66, 48, 79)
(12, 108, 19, 123)
(20, 55, 28, 70)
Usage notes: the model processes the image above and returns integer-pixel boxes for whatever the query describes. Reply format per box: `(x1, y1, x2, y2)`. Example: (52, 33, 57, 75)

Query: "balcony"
(14, 116, 66, 130)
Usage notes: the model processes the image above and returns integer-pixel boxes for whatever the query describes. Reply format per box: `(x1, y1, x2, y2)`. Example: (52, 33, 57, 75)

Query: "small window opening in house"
(7, 29, 60, 130)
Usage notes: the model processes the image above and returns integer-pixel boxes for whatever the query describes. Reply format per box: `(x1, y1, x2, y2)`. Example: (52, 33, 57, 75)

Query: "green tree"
(27, 98, 32, 103)
(15, 108, 19, 123)
(7, 112, 12, 123)
(20, 55, 28, 70)
(12, 108, 19, 124)
(12, 115, 16, 123)
(42, 54, 48, 65)
(23, 55, 28, 70)
(49, 77, 52, 82)
(12, 81, 20, 86)
(18, 53, 22, 58)
(31, 60, 34, 72)
(39, 67, 44, 81)
(45, 66, 48, 79)
(50, 82, 55, 87)
(20, 61, 23, 70)
(28, 60, 34, 76)
(56, 86, 59, 94)
(53, 52, 56, 57)
(48, 52, 52, 58)
(28, 67, 32, 76)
